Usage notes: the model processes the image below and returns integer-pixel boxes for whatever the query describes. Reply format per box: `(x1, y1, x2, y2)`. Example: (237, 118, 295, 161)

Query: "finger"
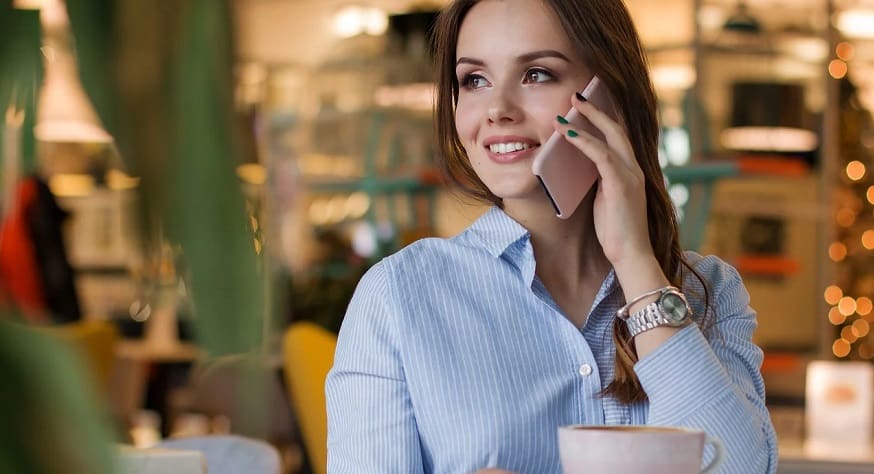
(553, 120, 636, 187)
(553, 118, 636, 177)
(572, 93, 635, 163)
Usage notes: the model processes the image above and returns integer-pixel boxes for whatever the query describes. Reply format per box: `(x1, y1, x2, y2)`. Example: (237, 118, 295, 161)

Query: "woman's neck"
(503, 195, 611, 291)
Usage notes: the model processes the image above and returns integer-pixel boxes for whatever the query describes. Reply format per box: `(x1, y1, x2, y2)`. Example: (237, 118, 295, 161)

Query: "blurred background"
(1, 0, 874, 473)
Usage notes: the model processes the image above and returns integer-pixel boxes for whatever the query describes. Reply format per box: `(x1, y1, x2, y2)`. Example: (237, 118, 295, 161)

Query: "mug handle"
(701, 436, 724, 474)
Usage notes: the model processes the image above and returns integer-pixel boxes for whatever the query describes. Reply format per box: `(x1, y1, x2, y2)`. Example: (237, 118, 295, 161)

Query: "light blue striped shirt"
(326, 207, 777, 473)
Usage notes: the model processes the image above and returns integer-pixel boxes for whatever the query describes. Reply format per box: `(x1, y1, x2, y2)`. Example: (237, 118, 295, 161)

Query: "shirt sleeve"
(633, 258, 778, 474)
(325, 262, 425, 474)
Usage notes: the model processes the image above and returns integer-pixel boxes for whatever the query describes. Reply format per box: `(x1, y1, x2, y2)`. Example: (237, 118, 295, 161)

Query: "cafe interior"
(2, 0, 874, 472)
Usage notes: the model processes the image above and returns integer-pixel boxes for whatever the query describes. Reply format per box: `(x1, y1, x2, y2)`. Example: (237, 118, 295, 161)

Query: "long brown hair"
(432, 0, 712, 404)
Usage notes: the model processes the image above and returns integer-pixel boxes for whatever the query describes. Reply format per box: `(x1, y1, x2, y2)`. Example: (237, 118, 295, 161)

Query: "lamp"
(34, 0, 111, 145)
(836, 8, 874, 40)
(35, 0, 122, 190)
(722, 1, 760, 35)
(720, 81, 818, 153)
(331, 5, 388, 38)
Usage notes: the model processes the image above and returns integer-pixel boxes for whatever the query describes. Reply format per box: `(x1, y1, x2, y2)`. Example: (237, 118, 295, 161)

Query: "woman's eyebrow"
(456, 57, 485, 67)
(456, 49, 571, 68)
(516, 49, 571, 63)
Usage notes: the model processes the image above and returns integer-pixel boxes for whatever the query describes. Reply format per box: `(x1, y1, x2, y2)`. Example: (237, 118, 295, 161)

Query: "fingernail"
(556, 115, 569, 125)
(567, 130, 579, 138)
(575, 92, 587, 102)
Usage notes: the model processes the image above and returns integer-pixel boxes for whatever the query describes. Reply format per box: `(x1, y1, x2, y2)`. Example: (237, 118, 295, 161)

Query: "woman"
(326, 0, 777, 472)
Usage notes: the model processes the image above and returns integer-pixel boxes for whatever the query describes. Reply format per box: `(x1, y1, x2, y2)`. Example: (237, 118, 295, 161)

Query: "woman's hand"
(553, 92, 654, 269)
(554, 92, 676, 337)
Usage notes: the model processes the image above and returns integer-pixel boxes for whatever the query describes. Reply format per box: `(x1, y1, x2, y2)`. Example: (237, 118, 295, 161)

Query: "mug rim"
(559, 424, 706, 436)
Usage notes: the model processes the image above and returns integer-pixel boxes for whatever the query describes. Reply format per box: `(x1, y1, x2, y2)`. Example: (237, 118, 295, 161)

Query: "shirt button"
(578, 364, 593, 377)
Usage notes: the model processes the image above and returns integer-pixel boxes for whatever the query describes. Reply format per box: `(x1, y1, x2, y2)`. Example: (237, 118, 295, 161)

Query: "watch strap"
(625, 301, 668, 338)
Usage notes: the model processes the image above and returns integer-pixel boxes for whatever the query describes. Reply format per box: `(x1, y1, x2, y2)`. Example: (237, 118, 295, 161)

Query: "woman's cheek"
(526, 96, 570, 125)
(454, 105, 478, 144)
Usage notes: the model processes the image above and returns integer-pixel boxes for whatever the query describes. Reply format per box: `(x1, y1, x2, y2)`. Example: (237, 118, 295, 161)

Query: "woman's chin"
(490, 184, 551, 205)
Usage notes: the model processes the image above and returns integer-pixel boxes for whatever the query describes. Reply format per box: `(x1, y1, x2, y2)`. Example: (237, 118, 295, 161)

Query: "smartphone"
(532, 75, 616, 219)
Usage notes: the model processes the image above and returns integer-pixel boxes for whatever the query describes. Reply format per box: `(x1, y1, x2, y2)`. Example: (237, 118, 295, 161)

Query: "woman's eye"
(523, 68, 554, 84)
(461, 73, 489, 90)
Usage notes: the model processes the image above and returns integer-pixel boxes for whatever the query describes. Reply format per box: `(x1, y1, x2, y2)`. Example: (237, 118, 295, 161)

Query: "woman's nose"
(487, 88, 522, 124)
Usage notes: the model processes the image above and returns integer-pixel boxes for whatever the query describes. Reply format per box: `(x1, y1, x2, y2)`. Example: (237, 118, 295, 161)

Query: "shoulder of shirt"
(680, 250, 749, 317)
(681, 250, 742, 287)
(358, 228, 492, 296)
(378, 227, 489, 267)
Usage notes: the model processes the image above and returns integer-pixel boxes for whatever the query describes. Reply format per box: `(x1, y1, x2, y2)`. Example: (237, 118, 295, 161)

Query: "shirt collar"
(467, 206, 620, 305)
(469, 206, 531, 258)
(592, 268, 618, 310)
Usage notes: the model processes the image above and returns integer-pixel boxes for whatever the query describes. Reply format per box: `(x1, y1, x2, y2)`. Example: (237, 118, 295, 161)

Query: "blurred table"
(117, 445, 207, 474)
(116, 340, 202, 363)
(778, 438, 874, 473)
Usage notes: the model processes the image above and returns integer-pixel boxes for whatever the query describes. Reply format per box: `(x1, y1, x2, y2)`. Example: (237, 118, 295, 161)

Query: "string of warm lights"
(825, 38, 874, 359)
(828, 42, 854, 81)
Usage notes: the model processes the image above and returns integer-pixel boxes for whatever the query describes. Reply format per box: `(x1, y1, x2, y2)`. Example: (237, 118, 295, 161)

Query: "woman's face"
(454, 0, 593, 207)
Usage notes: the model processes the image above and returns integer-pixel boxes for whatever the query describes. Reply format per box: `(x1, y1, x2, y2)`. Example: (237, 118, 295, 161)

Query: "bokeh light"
(847, 160, 866, 181)
(857, 296, 873, 316)
(859, 343, 874, 360)
(829, 59, 848, 79)
(863, 230, 874, 250)
(841, 326, 857, 343)
(852, 318, 870, 338)
(833, 338, 852, 357)
(836, 42, 855, 61)
(829, 242, 847, 262)
(836, 208, 856, 227)
(828, 306, 847, 325)
(824, 285, 843, 305)
(838, 296, 857, 316)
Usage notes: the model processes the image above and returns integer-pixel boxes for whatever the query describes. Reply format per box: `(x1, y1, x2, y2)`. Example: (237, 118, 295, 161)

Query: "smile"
(488, 142, 534, 154)
(482, 136, 541, 163)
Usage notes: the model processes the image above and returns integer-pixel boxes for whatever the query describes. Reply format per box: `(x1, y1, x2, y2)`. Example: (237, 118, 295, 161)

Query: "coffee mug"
(558, 425, 724, 474)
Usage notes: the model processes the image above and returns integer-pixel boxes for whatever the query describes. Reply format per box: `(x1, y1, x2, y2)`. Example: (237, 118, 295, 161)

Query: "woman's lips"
(482, 135, 541, 164)
(484, 144, 540, 164)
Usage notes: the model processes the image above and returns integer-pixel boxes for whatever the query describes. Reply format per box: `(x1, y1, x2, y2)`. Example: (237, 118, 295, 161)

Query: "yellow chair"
(47, 319, 119, 393)
(282, 322, 337, 474)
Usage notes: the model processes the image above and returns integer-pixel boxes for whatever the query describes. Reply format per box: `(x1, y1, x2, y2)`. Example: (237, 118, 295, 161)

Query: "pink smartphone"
(532, 75, 616, 219)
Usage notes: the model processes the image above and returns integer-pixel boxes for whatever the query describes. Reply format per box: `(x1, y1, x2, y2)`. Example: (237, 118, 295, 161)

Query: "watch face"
(660, 292, 689, 324)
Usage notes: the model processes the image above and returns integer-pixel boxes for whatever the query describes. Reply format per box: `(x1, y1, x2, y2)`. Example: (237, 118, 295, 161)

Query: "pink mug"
(558, 425, 724, 474)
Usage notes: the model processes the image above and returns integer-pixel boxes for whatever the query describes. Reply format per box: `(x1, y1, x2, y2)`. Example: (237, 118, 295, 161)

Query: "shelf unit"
(645, 0, 833, 358)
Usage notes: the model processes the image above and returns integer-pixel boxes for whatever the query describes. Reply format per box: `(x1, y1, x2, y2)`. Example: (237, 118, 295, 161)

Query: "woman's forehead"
(456, 0, 575, 59)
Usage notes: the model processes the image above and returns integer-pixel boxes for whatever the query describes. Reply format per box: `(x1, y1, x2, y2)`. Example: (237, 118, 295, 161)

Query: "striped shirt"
(326, 206, 777, 473)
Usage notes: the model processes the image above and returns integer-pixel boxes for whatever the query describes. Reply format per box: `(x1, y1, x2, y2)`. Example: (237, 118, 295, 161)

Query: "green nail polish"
(567, 129, 578, 138)
(556, 115, 569, 125)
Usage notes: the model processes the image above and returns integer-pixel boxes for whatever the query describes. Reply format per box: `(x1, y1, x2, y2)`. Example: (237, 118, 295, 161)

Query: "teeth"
(489, 142, 531, 154)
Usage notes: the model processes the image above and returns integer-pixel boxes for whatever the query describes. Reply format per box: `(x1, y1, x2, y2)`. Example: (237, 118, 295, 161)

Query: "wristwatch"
(617, 286, 692, 338)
